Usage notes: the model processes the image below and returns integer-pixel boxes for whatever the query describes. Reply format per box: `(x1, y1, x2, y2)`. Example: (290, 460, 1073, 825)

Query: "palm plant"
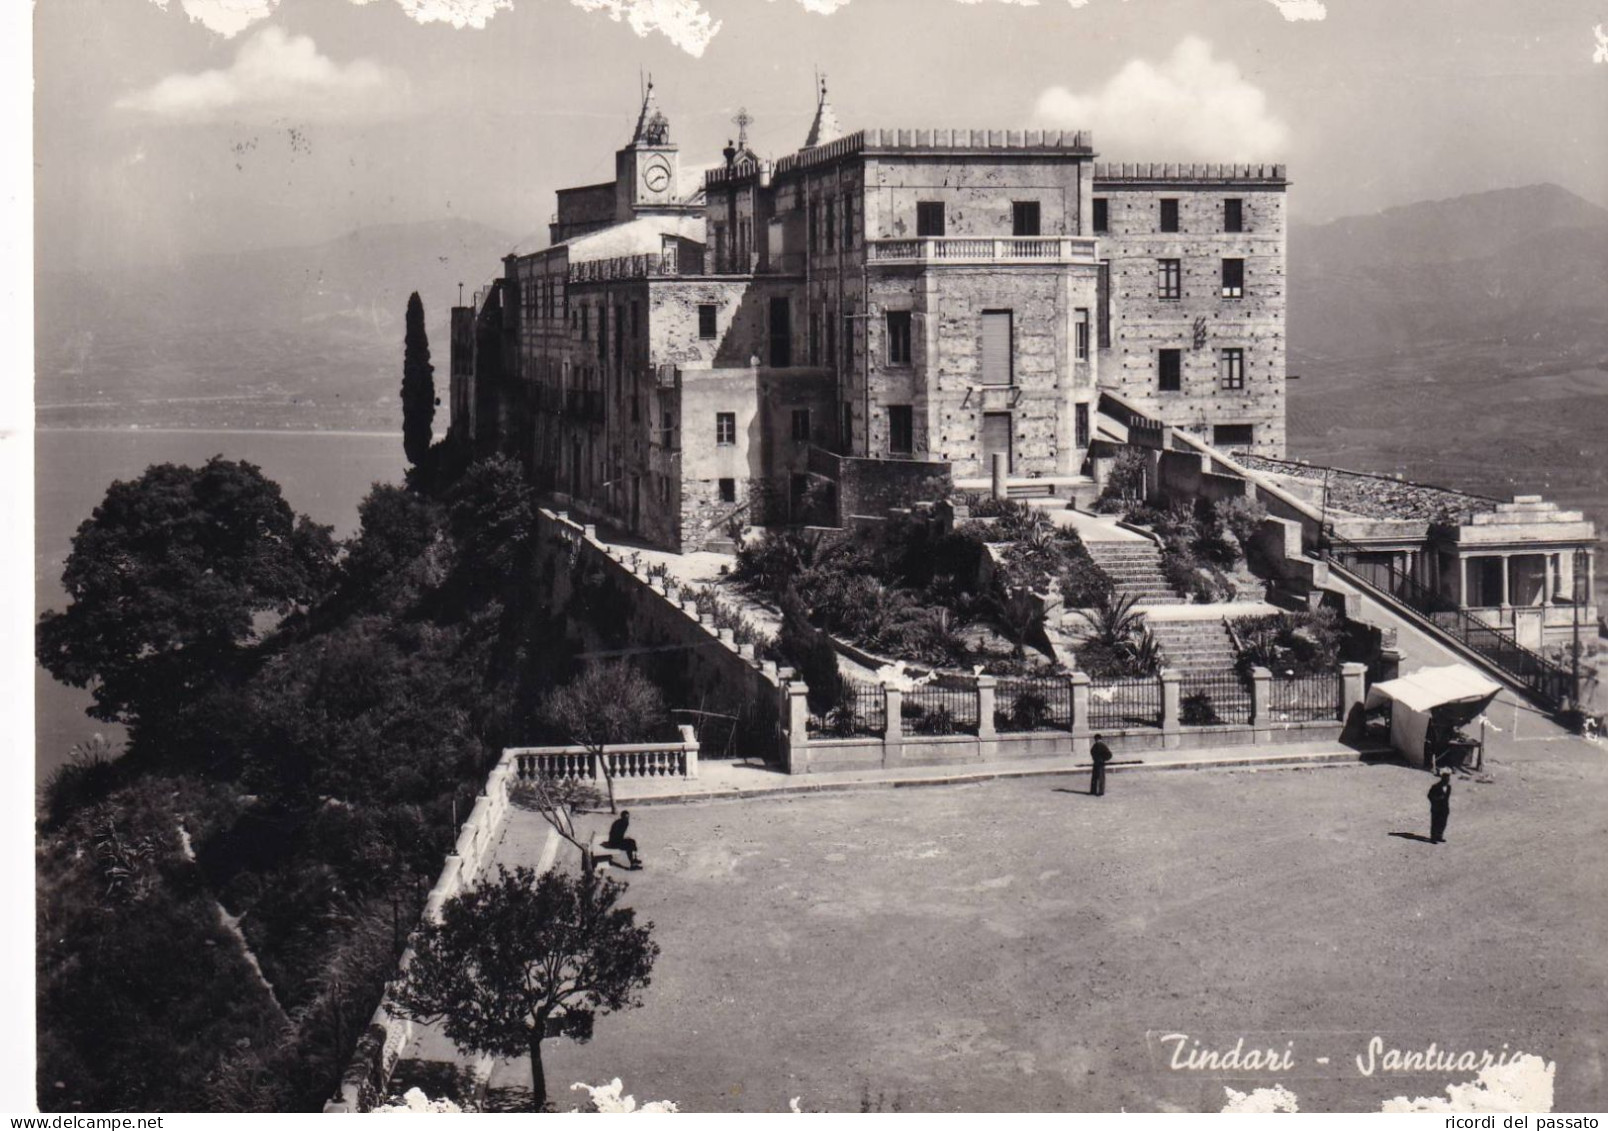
(1073, 590, 1147, 649)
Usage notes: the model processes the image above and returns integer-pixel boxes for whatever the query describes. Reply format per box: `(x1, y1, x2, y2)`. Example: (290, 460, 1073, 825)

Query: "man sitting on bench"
(604, 810, 642, 870)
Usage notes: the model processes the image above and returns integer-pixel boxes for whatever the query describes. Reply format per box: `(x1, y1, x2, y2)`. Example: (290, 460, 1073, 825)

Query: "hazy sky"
(33, 0, 1608, 271)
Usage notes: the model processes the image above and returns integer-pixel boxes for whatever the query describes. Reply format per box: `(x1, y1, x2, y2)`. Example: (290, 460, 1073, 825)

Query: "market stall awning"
(1364, 665, 1503, 714)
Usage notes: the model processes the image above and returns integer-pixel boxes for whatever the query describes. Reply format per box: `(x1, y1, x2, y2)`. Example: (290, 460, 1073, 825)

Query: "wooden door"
(982, 412, 1012, 474)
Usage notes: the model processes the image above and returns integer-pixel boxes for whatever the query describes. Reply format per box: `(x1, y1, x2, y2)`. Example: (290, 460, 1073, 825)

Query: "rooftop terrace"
(1235, 453, 1498, 524)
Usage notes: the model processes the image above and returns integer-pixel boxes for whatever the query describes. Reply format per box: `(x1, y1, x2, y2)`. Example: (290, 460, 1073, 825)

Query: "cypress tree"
(402, 291, 435, 468)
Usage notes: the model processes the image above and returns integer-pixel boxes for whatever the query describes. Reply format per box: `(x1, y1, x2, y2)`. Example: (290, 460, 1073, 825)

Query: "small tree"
(403, 292, 436, 469)
(508, 775, 607, 873)
(539, 664, 670, 813)
(393, 866, 658, 1111)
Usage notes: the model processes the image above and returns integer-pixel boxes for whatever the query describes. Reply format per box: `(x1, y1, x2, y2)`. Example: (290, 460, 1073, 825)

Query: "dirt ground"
(493, 719, 1608, 1113)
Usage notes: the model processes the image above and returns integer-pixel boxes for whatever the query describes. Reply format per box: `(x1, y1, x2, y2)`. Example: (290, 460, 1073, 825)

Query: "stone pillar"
(1252, 665, 1274, 745)
(977, 676, 997, 739)
(787, 685, 810, 774)
(883, 685, 903, 767)
(992, 451, 1008, 499)
(679, 724, 701, 779)
(1071, 671, 1092, 757)
(1460, 556, 1471, 609)
(1341, 662, 1368, 734)
(1160, 668, 1182, 751)
(1500, 553, 1511, 609)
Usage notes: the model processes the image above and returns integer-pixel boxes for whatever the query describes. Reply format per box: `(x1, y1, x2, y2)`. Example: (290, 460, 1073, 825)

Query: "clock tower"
(615, 81, 683, 220)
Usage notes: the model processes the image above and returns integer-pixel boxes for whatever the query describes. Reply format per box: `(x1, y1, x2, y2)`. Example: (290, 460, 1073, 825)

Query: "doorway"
(982, 412, 1012, 475)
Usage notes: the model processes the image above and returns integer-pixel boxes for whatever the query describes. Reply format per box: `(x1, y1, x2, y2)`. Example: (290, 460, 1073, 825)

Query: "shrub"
(1218, 495, 1268, 551)
(1094, 447, 1149, 511)
(1076, 640, 1152, 680)
(1180, 691, 1223, 726)
(1232, 608, 1345, 677)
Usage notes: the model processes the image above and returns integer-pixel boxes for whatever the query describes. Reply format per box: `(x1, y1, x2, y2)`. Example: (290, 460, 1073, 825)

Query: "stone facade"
(451, 88, 1293, 550)
(1094, 163, 1288, 457)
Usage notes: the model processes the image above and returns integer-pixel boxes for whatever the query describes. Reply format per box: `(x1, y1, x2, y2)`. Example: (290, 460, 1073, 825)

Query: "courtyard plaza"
(449, 698, 1606, 1114)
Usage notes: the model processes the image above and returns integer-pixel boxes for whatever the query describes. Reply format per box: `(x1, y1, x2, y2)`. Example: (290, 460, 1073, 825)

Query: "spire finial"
(803, 69, 841, 149)
(733, 106, 753, 151)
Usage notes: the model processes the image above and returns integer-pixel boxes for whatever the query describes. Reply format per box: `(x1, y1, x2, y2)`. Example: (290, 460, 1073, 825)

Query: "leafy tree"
(539, 663, 670, 813)
(403, 291, 436, 469)
(393, 866, 658, 1111)
(509, 776, 608, 872)
(36, 457, 336, 733)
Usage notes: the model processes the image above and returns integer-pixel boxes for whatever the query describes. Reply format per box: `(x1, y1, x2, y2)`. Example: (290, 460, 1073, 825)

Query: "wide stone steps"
(1147, 618, 1242, 676)
(1084, 540, 1188, 606)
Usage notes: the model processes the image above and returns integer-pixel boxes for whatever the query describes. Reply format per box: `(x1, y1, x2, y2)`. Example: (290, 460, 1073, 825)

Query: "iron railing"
(1266, 673, 1340, 723)
(1179, 671, 1252, 726)
(902, 680, 981, 735)
(1087, 675, 1163, 730)
(807, 678, 886, 739)
(1319, 528, 1574, 711)
(994, 677, 1075, 733)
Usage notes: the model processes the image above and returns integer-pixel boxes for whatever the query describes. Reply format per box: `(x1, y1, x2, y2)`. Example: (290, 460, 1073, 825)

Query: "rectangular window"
(1097, 260, 1111, 348)
(826, 317, 836, 372)
(1093, 197, 1108, 234)
(791, 408, 811, 443)
(1075, 403, 1090, 449)
(1074, 308, 1090, 361)
(1012, 201, 1041, 237)
(769, 297, 791, 367)
(1213, 423, 1254, 448)
(597, 305, 607, 361)
(885, 310, 912, 366)
(614, 305, 624, 359)
(698, 303, 717, 339)
(980, 310, 1013, 385)
(809, 311, 821, 366)
(632, 300, 641, 337)
(1160, 198, 1179, 233)
(716, 411, 736, 445)
(581, 305, 589, 340)
(916, 201, 946, 237)
(825, 198, 836, 251)
(888, 404, 914, 455)
(632, 394, 641, 423)
(1158, 258, 1182, 301)
(1158, 348, 1182, 392)
(1222, 258, 1245, 298)
(1219, 348, 1246, 390)
(843, 306, 855, 369)
(808, 202, 818, 253)
(1224, 198, 1243, 233)
(842, 195, 854, 247)
(718, 477, 737, 504)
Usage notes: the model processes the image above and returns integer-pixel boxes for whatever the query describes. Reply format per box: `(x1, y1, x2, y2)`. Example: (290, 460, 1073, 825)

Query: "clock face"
(643, 160, 671, 193)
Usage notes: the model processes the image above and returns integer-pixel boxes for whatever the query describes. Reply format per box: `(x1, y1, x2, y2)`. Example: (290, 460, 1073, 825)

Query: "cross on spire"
(732, 107, 752, 151)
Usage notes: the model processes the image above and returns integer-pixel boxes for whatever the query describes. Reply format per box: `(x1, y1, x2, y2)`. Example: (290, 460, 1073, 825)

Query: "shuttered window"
(981, 310, 1013, 385)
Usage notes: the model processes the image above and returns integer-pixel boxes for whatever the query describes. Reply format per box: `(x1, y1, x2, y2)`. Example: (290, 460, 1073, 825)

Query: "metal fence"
(902, 680, 981, 735)
(1179, 671, 1253, 726)
(806, 678, 886, 738)
(1266, 673, 1340, 723)
(994, 677, 1075, 733)
(1087, 676, 1163, 730)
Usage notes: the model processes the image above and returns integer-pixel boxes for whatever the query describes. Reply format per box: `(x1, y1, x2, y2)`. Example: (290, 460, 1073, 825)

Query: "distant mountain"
(1290, 183, 1608, 362)
(35, 218, 520, 432)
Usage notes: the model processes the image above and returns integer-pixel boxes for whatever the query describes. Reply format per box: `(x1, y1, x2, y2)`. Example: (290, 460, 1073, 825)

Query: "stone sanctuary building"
(450, 81, 1290, 550)
(447, 81, 1596, 655)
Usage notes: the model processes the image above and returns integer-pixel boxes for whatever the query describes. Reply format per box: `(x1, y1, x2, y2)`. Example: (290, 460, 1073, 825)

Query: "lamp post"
(1572, 547, 1587, 726)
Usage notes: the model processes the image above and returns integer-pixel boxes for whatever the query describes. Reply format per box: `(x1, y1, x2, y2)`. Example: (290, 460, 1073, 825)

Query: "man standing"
(1090, 734, 1113, 797)
(1427, 769, 1452, 844)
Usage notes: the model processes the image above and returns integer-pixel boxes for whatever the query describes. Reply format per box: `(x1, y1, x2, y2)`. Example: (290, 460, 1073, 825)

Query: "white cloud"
(1034, 37, 1289, 162)
(1265, 0, 1326, 21)
(143, 0, 511, 37)
(116, 27, 406, 124)
(1594, 24, 1608, 64)
(568, 0, 723, 57)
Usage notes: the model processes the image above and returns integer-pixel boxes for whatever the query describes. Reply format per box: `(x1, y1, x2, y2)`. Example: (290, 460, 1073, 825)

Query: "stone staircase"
(1084, 540, 1185, 606)
(1146, 618, 1241, 675)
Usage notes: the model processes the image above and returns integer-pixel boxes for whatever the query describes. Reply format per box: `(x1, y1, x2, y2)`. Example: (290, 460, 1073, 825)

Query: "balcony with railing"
(868, 235, 1099, 267)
